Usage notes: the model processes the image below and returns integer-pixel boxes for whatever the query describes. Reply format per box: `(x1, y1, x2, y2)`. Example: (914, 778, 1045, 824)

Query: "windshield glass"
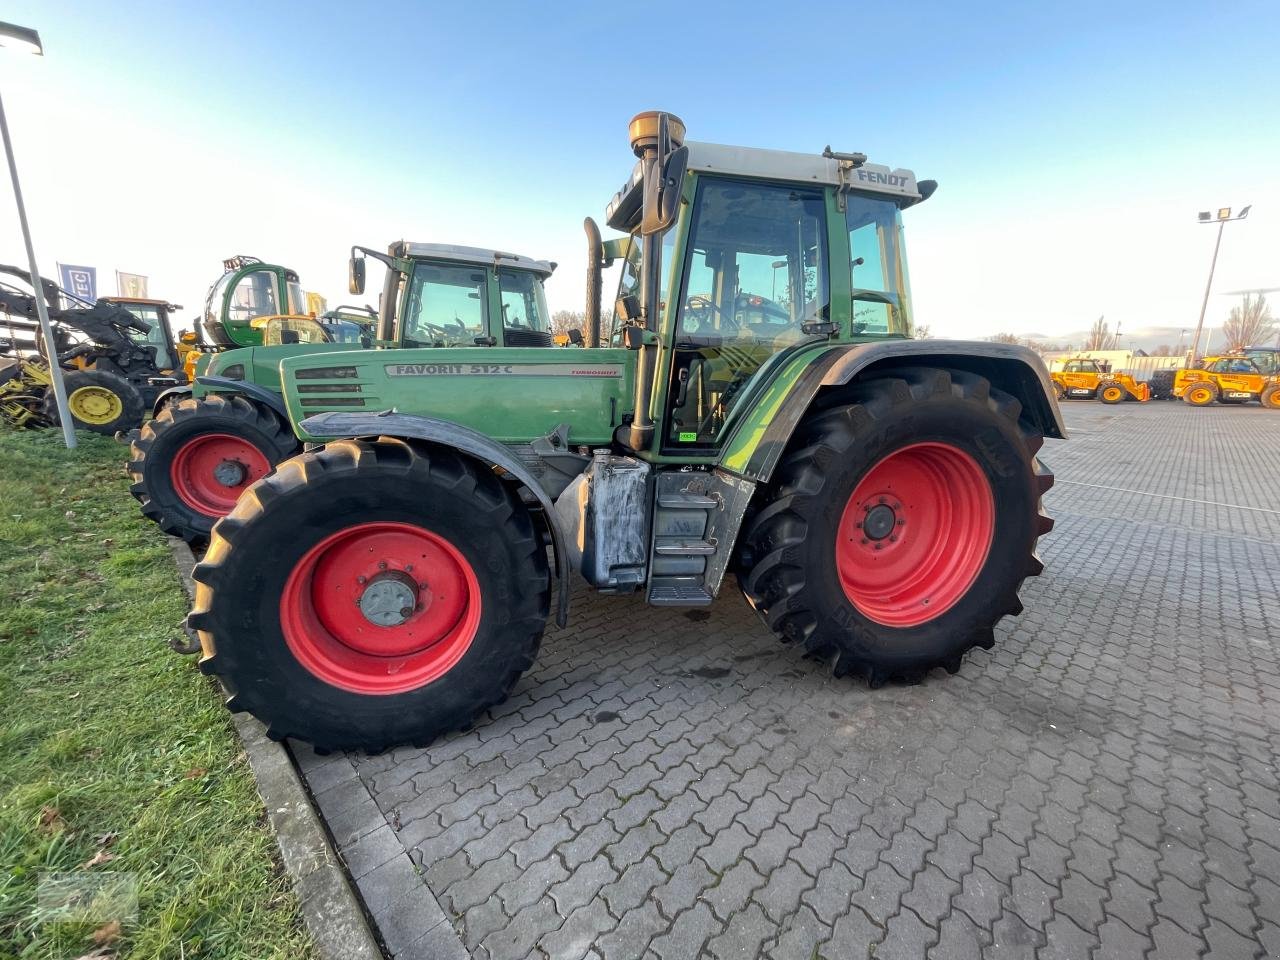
(119, 303, 175, 368)
(203, 273, 233, 332)
(319, 318, 367, 343)
(497, 269, 549, 333)
(287, 281, 306, 315)
(845, 195, 912, 336)
(402, 261, 488, 347)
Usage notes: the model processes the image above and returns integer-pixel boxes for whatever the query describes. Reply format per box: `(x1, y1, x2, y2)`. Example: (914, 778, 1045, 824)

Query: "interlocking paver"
(306, 404, 1280, 958)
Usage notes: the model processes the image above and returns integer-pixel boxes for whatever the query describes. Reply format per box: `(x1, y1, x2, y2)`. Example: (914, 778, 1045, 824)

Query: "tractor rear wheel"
(1183, 382, 1218, 406)
(1098, 382, 1125, 404)
(188, 438, 549, 751)
(741, 367, 1052, 685)
(128, 395, 299, 544)
(45, 369, 145, 435)
(1261, 385, 1280, 410)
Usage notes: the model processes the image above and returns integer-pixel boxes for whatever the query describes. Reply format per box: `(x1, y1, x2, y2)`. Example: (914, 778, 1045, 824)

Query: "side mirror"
(622, 326, 646, 350)
(180, 331, 198, 344)
(568, 328, 584, 346)
(641, 145, 688, 236)
(615, 294, 640, 324)
(348, 256, 366, 295)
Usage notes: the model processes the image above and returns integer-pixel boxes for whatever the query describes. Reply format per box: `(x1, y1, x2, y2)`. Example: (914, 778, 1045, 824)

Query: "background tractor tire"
(1261, 385, 1280, 410)
(128, 394, 298, 544)
(1183, 382, 1218, 406)
(188, 438, 550, 751)
(1148, 369, 1176, 400)
(1052, 381, 1066, 401)
(45, 368, 144, 435)
(1097, 381, 1126, 404)
(740, 367, 1052, 686)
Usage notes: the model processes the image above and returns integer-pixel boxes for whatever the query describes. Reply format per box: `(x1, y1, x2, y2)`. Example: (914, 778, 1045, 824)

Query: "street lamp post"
(1189, 205, 1251, 368)
(0, 21, 75, 448)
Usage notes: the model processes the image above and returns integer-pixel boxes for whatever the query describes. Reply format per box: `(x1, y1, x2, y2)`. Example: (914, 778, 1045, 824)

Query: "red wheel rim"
(169, 433, 272, 516)
(280, 522, 481, 694)
(836, 442, 995, 627)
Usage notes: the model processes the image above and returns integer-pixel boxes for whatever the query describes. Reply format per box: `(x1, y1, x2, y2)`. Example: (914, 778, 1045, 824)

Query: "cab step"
(654, 538, 717, 556)
(648, 576, 714, 606)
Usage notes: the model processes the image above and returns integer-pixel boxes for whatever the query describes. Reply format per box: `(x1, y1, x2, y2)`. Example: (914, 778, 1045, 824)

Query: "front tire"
(1097, 382, 1125, 404)
(1261, 385, 1280, 410)
(188, 438, 550, 751)
(1183, 382, 1218, 406)
(127, 395, 299, 544)
(741, 367, 1053, 685)
(47, 368, 145, 435)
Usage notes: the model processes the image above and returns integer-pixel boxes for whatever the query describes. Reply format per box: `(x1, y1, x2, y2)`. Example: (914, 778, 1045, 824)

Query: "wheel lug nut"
(878, 497, 887, 505)
(356, 576, 366, 585)
(860, 538, 868, 545)
(873, 543, 882, 551)
(889, 535, 898, 543)
(378, 561, 388, 571)
(896, 519, 905, 526)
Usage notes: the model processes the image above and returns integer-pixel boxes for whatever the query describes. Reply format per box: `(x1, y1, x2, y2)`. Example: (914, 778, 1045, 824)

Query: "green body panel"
(281, 348, 636, 446)
(194, 343, 366, 398)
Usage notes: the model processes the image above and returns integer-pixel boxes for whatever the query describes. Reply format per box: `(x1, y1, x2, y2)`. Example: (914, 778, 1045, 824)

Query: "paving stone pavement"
(294, 401, 1280, 959)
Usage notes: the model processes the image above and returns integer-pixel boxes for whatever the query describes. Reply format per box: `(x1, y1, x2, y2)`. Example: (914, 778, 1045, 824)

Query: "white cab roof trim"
(399, 243, 555, 276)
(683, 141, 920, 201)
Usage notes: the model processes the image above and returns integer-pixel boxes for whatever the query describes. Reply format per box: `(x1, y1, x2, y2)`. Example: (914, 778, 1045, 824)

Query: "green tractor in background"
(189, 112, 1064, 751)
(128, 244, 559, 543)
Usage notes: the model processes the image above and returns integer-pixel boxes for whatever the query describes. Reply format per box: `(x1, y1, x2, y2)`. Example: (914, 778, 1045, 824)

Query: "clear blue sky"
(3, 0, 1278, 344)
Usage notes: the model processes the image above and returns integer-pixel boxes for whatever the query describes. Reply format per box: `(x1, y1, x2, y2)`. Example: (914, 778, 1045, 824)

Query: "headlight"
(219, 363, 245, 380)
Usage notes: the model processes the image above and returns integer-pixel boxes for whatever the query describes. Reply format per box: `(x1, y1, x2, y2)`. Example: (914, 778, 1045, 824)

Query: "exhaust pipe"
(583, 217, 602, 348)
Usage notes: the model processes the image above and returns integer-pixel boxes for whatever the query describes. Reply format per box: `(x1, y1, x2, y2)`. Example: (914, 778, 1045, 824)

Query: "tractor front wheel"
(128, 394, 299, 543)
(45, 369, 145, 435)
(1261, 385, 1280, 410)
(188, 438, 550, 751)
(741, 367, 1052, 685)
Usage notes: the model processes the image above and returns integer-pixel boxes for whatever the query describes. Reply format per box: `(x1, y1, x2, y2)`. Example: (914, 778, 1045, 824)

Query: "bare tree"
(1151, 344, 1174, 357)
(1083, 316, 1117, 351)
(914, 323, 932, 339)
(551, 309, 587, 338)
(988, 332, 1021, 344)
(1221, 293, 1275, 352)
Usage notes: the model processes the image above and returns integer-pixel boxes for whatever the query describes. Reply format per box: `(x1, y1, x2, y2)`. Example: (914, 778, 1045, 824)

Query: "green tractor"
(128, 244, 558, 543)
(188, 112, 1064, 751)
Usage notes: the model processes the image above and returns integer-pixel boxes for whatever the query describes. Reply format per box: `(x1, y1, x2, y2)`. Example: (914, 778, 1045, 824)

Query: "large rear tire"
(127, 395, 298, 544)
(1183, 382, 1218, 406)
(1261, 385, 1280, 410)
(188, 438, 550, 751)
(740, 367, 1053, 685)
(45, 368, 145, 435)
(1097, 382, 1125, 404)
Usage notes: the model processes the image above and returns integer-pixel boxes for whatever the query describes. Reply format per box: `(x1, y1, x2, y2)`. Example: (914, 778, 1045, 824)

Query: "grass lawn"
(0, 430, 313, 960)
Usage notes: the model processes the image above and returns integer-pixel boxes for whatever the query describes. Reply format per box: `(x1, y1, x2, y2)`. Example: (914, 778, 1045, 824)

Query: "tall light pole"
(0, 21, 75, 447)
(1189, 205, 1251, 368)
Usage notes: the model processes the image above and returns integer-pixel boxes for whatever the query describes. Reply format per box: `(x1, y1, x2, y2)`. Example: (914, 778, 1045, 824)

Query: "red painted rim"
(280, 521, 481, 694)
(836, 442, 995, 627)
(169, 432, 272, 517)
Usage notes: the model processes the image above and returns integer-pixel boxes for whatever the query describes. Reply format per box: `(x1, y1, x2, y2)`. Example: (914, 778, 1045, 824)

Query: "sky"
(1, 0, 1277, 348)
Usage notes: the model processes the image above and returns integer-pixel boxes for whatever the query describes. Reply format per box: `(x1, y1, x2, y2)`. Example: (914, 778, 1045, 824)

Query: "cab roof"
(683, 141, 921, 202)
(390, 242, 555, 277)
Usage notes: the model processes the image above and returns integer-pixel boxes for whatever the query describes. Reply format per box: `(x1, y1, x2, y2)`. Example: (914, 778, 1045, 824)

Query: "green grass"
(0, 431, 313, 960)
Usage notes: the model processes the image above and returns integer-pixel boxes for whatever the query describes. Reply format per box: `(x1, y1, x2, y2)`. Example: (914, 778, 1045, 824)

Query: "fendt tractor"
(129, 244, 560, 543)
(1050, 357, 1150, 403)
(1174, 354, 1280, 408)
(188, 112, 1065, 751)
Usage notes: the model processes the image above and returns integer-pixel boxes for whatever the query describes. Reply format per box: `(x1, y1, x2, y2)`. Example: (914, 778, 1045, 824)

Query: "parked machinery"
(1050, 358, 1150, 403)
(1174, 355, 1280, 408)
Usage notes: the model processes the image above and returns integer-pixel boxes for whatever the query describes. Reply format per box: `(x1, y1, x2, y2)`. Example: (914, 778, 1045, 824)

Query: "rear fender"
(300, 411, 572, 627)
(728, 340, 1066, 484)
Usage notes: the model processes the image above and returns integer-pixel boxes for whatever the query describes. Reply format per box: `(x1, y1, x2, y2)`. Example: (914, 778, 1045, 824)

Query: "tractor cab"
(102, 297, 183, 373)
(1061, 358, 1107, 375)
(200, 256, 307, 349)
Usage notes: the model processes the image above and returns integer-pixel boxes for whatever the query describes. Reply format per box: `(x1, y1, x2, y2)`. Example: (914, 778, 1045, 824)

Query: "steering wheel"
(684, 294, 741, 333)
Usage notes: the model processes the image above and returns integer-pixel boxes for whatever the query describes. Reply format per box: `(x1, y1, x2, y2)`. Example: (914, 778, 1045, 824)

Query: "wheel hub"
(863, 503, 898, 541)
(213, 459, 248, 488)
(357, 572, 420, 627)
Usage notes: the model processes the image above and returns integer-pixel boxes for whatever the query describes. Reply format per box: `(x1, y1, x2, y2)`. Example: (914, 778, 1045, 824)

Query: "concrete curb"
(167, 537, 385, 960)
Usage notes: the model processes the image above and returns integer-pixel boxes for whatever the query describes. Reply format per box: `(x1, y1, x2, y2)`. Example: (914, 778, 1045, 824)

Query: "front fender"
(725, 340, 1067, 483)
(194, 376, 289, 420)
(300, 410, 572, 628)
(152, 384, 192, 417)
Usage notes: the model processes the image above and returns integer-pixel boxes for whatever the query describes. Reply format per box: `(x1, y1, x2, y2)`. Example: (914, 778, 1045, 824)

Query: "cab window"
(846, 195, 912, 335)
(402, 263, 487, 347)
(120, 303, 175, 368)
(498, 269, 549, 333)
(227, 270, 280, 324)
(666, 178, 828, 447)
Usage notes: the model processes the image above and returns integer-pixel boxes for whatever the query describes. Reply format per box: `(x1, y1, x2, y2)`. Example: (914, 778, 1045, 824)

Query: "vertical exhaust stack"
(583, 217, 603, 349)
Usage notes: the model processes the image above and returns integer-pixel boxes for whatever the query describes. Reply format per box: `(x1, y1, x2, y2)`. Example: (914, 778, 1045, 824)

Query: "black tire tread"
(189, 438, 549, 751)
(741, 366, 1053, 686)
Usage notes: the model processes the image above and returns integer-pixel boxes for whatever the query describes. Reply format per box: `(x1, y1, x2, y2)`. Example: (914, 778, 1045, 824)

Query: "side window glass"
(846, 196, 910, 335)
(227, 270, 279, 324)
(404, 264, 487, 347)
